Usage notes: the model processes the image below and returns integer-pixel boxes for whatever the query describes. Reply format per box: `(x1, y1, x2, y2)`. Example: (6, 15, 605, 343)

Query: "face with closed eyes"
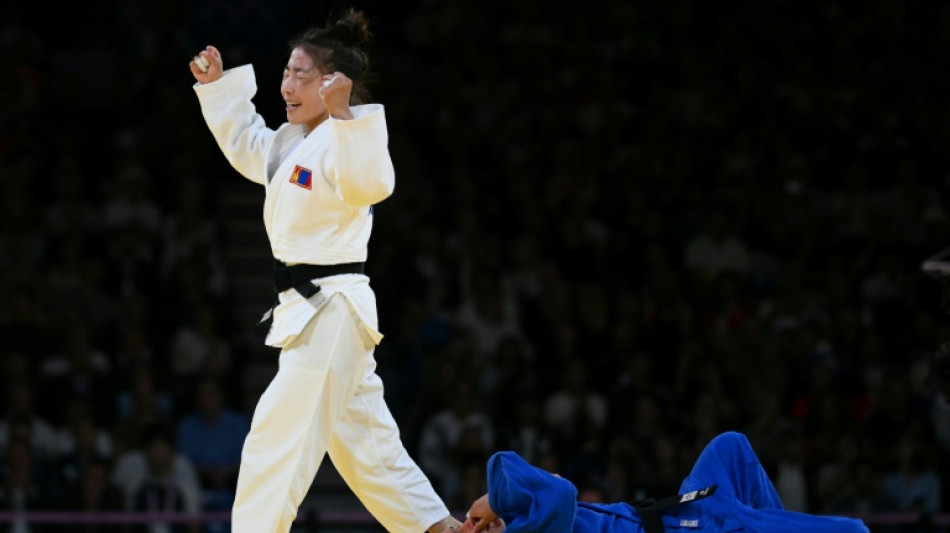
(281, 47, 329, 133)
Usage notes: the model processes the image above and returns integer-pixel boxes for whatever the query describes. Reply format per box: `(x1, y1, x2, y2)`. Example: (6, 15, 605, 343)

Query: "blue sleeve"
(487, 451, 577, 533)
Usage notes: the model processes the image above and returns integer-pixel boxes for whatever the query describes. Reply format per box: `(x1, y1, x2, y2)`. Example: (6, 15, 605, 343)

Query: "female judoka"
(461, 431, 869, 533)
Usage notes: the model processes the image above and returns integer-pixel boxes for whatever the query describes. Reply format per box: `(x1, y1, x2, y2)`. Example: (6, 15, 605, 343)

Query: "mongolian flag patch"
(290, 165, 313, 189)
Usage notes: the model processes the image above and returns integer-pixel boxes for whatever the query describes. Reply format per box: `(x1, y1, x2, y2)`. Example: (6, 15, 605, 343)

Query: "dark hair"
(290, 8, 374, 104)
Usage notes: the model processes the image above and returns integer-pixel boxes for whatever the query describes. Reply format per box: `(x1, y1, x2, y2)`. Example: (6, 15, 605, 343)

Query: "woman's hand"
(190, 45, 223, 84)
(460, 494, 505, 533)
(318, 71, 354, 120)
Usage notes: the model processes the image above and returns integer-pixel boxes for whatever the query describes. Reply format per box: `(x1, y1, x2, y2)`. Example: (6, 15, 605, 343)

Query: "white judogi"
(194, 65, 449, 533)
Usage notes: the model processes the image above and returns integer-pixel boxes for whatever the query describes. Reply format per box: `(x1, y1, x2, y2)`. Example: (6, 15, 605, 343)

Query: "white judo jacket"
(194, 64, 392, 348)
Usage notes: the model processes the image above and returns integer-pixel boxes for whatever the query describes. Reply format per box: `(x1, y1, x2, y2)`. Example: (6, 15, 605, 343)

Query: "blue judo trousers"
(487, 431, 869, 533)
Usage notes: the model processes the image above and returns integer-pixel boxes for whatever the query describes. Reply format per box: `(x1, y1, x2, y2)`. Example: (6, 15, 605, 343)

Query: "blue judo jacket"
(487, 431, 869, 533)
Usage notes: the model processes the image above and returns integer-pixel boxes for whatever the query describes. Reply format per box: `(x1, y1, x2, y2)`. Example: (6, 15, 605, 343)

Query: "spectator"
(131, 426, 201, 533)
(543, 359, 608, 460)
(113, 365, 175, 457)
(52, 400, 114, 493)
(159, 182, 227, 299)
(878, 432, 942, 516)
(175, 378, 248, 512)
(0, 381, 59, 464)
(0, 435, 55, 531)
(494, 396, 550, 467)
(454, 265, 526, 360)
(37, 324, 115, 427)
(168, 303, 232, 386)
(418, 383, 495, 508)
(99, 164, 164, 300)
(111, 424, 202, 518)
(774, 427, 809, 512)
(60, 458, 126, 533)
(683, 211, 753, 280)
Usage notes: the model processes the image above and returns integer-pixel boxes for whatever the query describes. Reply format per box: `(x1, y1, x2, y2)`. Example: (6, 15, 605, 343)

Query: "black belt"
(632, 485, 717, 533)
(259, 260, 365, 329)
(273, 260, 365, 296)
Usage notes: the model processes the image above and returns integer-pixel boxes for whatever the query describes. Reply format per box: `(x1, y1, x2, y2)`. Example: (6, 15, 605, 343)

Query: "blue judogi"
(487, 431, 869, 533)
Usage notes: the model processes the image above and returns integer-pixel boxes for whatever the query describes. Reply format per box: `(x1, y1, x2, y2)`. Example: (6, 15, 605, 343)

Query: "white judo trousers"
(231, 293, 449, 533)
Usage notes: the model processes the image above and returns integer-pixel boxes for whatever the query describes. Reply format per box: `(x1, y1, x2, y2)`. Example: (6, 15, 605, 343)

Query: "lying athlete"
(460, 431, 869, 533)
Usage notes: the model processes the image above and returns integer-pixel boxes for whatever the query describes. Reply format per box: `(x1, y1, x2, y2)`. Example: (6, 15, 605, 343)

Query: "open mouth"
(286, 103, 301, 112)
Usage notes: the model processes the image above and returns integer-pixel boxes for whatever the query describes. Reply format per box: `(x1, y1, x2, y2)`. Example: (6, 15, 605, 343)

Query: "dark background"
(2, 0, 949, 530)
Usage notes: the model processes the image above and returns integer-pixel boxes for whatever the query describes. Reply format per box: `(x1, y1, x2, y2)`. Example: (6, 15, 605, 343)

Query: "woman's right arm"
(192, 50, 274, 186)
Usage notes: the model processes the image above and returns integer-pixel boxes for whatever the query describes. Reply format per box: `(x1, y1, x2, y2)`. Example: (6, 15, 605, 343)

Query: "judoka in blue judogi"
(460, 431, 869, 533)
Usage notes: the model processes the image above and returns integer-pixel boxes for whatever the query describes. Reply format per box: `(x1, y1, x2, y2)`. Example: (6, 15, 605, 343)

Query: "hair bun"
(328, 8, 372, 48)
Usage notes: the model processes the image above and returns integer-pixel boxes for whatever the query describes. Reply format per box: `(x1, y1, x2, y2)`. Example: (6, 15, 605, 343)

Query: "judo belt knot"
(259, 259, 366, 329)
(632, 485, 717, 533)
(272, 259, 365, 295)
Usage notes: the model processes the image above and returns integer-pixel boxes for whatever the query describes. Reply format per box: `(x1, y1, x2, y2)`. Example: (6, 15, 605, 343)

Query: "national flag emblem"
(290, 165, 313, 189)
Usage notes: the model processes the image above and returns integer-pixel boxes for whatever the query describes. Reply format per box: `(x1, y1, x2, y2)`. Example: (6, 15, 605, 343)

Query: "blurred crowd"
(1, 1, 949, 532)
